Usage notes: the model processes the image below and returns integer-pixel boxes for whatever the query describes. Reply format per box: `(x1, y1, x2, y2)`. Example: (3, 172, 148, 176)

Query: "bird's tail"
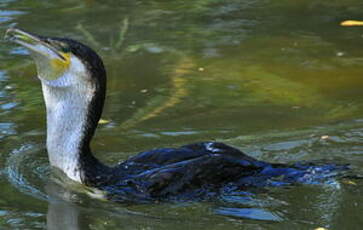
(237, 161, 350, 187)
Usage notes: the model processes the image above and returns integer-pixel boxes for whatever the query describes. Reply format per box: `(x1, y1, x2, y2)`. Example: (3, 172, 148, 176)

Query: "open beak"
(5, 28, 66, 61)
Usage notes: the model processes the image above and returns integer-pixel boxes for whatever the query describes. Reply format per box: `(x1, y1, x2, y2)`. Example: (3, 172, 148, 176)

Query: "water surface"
(0, 0, 363, 229)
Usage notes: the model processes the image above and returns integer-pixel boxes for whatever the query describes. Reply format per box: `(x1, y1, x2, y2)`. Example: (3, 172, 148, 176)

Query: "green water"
(1, 0, 363, 229)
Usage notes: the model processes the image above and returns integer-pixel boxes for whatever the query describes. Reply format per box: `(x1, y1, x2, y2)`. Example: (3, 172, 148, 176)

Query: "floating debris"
(340, 20, 363, 26)
(336, 52, 345, 57)
(342, 179, 357, 186)
(98, 119, 111, 125)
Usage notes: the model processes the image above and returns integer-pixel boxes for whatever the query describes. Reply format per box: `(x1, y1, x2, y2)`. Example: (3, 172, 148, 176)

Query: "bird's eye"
(58, 44, 70, 53)
(60, 44, 70, 53)
(48, 41, 70, 53)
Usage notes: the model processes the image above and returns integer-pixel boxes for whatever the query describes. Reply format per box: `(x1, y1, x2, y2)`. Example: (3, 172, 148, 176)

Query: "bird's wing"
(129, 152, 262, 198)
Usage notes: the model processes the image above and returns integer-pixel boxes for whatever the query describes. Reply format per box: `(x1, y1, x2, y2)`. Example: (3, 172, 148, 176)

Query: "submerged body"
(96, 142, 346, 202)
(5, 28, 347, 203)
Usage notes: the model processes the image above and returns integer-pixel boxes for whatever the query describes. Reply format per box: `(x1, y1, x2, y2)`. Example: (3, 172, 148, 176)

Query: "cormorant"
(4, 28, 347, 203)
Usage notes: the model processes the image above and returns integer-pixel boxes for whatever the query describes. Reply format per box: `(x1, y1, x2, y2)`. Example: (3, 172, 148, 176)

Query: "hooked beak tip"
(4, 28, 42, 45)
(4, 28, 67, 62)
(4, 28, 17, 41)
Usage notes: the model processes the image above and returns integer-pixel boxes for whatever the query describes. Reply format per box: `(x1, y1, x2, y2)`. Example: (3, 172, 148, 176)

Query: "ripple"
(0, 9, 25, 24)
(0, 10, 25, 17)
(263, 139, 311, 151)
(0, 210, 7, 216)
(0, 122, 15, 140)
(160, 130, 200, 136)
(221, 191, 287, 207)
(215, 207, 282, 221)
(0, 102, 18, 110)
(226, 119, 363, 164)
(0, 70, 6, 81)
(5, 144, 49, 201)
(0, 210, 45, 229)
(9, 47, 30, 55)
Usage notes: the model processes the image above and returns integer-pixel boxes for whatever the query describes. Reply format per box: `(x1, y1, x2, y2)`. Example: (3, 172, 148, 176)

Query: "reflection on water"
(0, 0, 363, 229)
(215, 207, 282, 221)
(47, 201, 80, 230)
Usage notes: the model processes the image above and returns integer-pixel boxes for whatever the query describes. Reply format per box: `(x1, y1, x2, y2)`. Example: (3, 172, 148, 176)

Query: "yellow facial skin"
(49, 52, 71, 80)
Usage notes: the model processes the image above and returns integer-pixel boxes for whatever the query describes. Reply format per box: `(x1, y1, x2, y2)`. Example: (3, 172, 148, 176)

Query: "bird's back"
(99, 142, 348, 203)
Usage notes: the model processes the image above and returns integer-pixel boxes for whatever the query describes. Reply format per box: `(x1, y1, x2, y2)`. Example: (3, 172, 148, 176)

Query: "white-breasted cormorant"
(4, 28, 347, 203)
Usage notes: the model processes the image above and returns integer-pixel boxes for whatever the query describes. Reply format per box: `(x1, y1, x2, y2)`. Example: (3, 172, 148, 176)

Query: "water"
(0, 0, 363, 229)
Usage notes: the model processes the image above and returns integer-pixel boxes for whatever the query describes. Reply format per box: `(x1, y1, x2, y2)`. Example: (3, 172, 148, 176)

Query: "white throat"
(40, 57, 95, 183)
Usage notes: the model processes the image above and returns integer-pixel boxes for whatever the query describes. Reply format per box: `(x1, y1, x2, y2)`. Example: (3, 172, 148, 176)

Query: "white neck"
(41, 78, 94, 183)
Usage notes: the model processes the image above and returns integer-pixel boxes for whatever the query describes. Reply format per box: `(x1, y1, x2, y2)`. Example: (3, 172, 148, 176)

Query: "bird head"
(5, 28, 105, 88)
